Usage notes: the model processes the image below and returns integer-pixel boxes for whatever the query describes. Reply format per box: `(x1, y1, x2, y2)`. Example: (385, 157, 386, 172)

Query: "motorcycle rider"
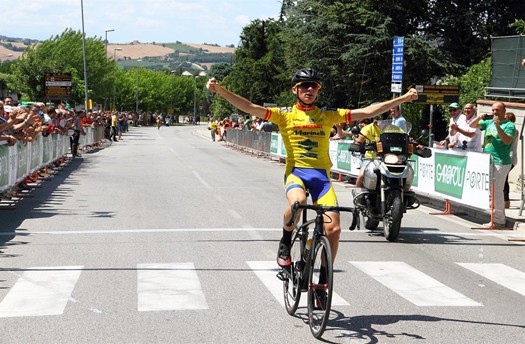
(355, 115, 382, 188)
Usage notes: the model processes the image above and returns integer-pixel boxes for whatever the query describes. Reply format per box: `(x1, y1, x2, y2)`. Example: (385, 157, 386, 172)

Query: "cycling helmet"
(291, 68, 322, 87)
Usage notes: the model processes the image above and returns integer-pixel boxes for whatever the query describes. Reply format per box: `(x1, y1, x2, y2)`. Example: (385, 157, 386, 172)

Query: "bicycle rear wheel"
(283, 227, 306, 315)
(307, 235, 333, 338)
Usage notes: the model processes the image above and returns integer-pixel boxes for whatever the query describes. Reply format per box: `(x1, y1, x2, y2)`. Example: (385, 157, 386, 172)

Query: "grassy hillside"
(0, 36, 235, 70)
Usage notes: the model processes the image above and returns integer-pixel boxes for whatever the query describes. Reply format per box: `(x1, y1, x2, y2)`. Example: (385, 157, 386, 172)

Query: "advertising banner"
(0, 145, 9, 191)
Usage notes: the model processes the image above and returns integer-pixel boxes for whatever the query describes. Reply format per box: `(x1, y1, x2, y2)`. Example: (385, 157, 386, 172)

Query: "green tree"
(10, 29, 114, 105)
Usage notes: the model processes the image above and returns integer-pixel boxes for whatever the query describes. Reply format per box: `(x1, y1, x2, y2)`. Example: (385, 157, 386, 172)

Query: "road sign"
(391, 36, 404, 84)
(45, 73, 72, 100)
(413, 85, 460, 104)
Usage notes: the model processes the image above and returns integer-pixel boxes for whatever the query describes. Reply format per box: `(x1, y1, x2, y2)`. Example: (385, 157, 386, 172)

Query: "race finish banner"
(413, 85, 460, 104)
(45, 72, 72, 100)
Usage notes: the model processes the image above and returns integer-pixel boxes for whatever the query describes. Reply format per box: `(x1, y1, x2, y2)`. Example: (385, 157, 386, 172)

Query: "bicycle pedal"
(276, 270, 287, 281)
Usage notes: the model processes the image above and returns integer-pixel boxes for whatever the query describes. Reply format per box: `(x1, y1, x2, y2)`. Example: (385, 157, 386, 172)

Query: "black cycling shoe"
(314, 288, 327, 310)
(276, 242, 291, 267)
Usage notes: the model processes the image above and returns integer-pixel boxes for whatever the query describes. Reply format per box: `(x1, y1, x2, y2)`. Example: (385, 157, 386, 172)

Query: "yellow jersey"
(265, 103, 351, 171)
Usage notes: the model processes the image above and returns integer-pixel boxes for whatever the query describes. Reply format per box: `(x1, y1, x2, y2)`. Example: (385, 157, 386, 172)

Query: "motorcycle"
(348, 126, 432, 241)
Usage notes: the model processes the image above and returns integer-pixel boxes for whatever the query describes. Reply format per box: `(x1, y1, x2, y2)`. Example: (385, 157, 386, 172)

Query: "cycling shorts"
(284, 167, 338, 207)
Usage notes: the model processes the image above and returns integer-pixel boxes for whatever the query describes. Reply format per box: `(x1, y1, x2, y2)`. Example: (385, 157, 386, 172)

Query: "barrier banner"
(263, 132, 491, 212)
(0, 145, 9, 191)
(16, 141, 28, 181)
(271, 133, 279, 154)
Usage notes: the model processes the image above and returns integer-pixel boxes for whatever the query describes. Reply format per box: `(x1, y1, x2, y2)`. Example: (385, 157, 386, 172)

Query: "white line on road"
(247, 261, 349, 307)
(137, 262, 208, 311)
(0, 266, 83, 317)
(228, 209, 243, 219)
(457, 263, 525, 297)
(192, 170, 212, 189)
(349, 261, 482, 307)
(1, 228, 521, 238)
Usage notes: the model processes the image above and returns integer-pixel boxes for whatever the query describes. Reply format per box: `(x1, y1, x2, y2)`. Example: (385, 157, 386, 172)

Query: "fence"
(0, 125, 102, 193)
(225, 130, 492, 213)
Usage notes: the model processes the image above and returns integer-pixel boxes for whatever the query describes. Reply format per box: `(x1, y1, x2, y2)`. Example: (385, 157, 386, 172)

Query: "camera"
(484, 114, 494, 120)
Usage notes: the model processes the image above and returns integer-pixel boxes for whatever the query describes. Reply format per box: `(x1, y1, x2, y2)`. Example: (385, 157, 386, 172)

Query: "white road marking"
(228, 209, 242, 219)
(247, 261, 349, 307)
(0, 266, 83, 317)
(1, 227, 521, 237)
(349, 261, 482, 307)
(192, 171, 212, 189)
(137, 262, 208, 311)
(457, 263, 525, 297)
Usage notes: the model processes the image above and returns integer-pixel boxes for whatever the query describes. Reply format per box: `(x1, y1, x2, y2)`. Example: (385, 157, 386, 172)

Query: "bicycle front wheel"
(283, 227, 306, 315)
(307, 235, 333, 338)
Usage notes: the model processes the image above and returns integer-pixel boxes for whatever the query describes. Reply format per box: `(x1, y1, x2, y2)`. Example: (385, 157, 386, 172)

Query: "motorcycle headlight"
(384, 153, 406, 164)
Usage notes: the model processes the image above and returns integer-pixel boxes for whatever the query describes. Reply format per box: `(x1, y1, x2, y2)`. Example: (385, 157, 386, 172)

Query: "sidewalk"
(418, 186, 525, 230)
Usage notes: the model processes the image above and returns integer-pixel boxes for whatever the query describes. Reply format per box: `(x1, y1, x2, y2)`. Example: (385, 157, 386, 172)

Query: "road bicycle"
(277, 201, 355, 338)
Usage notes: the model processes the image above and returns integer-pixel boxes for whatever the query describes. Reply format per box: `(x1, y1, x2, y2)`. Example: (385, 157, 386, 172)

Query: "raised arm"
(206, 78, 268, 119)
(351, 88, 418, 121)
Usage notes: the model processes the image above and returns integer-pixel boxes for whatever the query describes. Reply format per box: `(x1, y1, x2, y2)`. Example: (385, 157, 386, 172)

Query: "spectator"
(449, 103, 482, 151)
(470, 101, 515, 227)
(209, 118, 217, 141)
(440, 102, 466, 148)
(111, 112, 118, 141)
(390, 105, 407, 133)
(503, 112, 519, 209)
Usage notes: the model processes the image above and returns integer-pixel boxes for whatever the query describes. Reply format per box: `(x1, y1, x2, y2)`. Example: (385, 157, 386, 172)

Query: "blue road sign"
(391, 36, 405, 83)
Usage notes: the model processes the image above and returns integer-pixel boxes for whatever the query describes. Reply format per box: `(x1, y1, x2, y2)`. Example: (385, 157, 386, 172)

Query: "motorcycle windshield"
(379, 132, 409, 155)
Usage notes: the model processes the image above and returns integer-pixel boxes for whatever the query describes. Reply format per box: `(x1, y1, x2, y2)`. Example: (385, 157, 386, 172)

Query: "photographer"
(469, 101, 515, 227)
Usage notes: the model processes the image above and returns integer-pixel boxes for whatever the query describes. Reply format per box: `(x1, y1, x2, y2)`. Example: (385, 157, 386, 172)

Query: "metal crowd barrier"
(224, 129, 272, 156)
(0, 125, 103, 193)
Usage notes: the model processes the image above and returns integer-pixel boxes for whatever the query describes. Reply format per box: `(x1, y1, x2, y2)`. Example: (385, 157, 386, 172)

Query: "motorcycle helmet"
(291, 68, 322, 87)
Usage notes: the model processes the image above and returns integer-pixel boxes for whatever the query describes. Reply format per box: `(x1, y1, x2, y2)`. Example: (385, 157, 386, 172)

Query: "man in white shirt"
(450, 103, 482, 151)
(440, 102, 466, 148)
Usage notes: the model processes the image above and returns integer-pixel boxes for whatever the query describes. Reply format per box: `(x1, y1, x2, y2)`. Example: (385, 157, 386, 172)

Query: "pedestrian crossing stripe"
(137, 262, 209, 311)
(246, 261, 350, 307)
(0, 266, 83, 318)
(456, 263, 525, 297)
(349, 261, 482, 306)
(2, 261, 525, 317)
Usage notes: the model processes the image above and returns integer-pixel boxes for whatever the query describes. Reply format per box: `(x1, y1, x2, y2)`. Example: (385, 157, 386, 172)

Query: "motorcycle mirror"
(420, 129, 429, 138)
(351, 126, 361, 136)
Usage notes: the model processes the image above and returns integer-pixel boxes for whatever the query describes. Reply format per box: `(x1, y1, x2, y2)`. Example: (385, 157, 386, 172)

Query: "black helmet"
(291, 68, 322, 87)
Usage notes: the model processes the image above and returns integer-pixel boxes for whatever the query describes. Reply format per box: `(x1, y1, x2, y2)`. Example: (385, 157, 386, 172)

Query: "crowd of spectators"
(207, 115, 276, 142)
(0, 97, 138, 199)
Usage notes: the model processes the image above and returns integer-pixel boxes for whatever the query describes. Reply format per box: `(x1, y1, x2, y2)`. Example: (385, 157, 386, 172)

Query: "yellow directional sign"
(414, 85, 459, 104)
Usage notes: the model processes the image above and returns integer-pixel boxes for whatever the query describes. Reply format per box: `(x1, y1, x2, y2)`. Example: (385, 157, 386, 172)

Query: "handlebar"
(286, 201, 354, 227)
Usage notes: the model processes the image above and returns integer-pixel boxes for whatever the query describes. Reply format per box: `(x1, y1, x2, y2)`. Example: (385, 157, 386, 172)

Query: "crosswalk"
(0, 261, 524, 318)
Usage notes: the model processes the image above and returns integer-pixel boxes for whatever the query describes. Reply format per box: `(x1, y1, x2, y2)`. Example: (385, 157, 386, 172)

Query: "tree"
(11, 29, 114, 105)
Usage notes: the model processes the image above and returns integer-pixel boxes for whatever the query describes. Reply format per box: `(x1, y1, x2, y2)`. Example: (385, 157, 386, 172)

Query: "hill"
(0, 36, 236, 69)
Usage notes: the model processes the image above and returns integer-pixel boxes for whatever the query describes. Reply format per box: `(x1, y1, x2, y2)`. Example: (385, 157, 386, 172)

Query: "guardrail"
(0, 126, 102, 193)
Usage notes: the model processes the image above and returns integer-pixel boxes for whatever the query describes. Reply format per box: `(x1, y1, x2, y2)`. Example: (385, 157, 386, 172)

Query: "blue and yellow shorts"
(284, 167, 338, 207)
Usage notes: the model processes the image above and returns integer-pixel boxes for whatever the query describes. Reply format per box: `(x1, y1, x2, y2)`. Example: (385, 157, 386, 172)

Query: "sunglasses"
(296, 82, 320, 90)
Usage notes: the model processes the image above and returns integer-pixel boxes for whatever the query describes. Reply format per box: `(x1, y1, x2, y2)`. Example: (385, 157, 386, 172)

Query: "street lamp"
(113, 48, 122, 60)
(104, 29, 115, 57)
(136, 59, 142, 116)
(81, 0, 89, 110)
(194, 71, 207, 122)
(183, 71, 206, 124)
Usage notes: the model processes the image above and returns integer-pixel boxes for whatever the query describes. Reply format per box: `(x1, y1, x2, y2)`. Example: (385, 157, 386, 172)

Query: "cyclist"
(206, 68, 418, 272)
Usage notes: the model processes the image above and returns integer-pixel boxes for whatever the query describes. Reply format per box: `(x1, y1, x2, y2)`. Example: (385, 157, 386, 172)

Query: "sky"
(0, 0, 283, 46)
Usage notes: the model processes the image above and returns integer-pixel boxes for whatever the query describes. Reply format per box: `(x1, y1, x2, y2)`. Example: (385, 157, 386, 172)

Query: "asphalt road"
(1, 125, 524, 344)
